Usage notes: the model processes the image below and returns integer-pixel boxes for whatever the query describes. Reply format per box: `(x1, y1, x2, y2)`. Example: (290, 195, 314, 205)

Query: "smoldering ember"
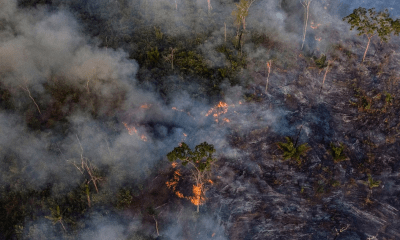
(1, 0, 400, 239)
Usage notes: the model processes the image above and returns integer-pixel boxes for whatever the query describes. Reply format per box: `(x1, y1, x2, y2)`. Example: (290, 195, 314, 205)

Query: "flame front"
(205, 101, 234, 123)
(166, 163, 209, 207)
(122, 122, 137, 135)
(122, 122, 147, 142)
(140, 134, 147, 142)
(310, 21, 321, 29)
(140, 103, 152, 109)
(189, 184, 205, 206)
(166, 170, 181, 192)
(172, 107, 195, 119)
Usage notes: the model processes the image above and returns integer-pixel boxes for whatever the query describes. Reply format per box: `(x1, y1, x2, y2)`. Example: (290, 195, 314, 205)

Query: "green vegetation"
(343, 7, 400, 62)
(363, 174, 381, 190)
(3, 1, 400, 239)
(167, 142, 216, 173)
(330, 143, 347, 163)
(167, 142, 216, 212)
(313, 54, 327, 69)
(154, 26, 164, 40)
(232, 0, 256, 31)
(276, 137, 311, 165)
(350, 86, 395, 113)
(146, 47, 161, 66)
(175, 51, 211, 77)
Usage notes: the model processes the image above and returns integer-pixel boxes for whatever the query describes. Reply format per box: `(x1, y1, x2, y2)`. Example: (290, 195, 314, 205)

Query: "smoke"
(2, 0, 400, 239)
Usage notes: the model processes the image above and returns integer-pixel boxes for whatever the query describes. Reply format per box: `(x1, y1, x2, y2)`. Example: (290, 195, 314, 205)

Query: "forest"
(0, 0, 400, 239)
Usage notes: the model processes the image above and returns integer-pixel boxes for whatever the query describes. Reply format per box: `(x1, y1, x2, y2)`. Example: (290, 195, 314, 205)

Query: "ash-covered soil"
(150, 44, 400, 240)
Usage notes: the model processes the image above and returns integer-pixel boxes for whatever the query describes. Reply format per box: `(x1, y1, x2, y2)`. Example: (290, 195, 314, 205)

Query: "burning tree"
(166, 142, 216, 212)
(343, 7, 400, 62)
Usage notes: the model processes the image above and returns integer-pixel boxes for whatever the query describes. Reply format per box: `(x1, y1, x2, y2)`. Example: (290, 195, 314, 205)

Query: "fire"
(310, 21, 321, 29)
(122, 122, 137, 135)
(212, 233, 216, 237)
(122, 122, 147, 142)
(171, 107, 195, 119)
(141, 134, 147, 142)
(140, 103, 152, 109)
(166, 169, 181, 192)
(183, 133, 187, 137)
(175, 191, 185, 198)
(315, 36, 322, 41)
(166, 163, 212, 208)
(189, 184, 205, 206)
(205, 101, 235, 123)
(205, 101, 229, 116)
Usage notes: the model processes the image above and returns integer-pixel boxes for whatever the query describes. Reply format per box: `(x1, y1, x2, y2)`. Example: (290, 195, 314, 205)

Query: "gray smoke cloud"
(3, 0, 399, 239)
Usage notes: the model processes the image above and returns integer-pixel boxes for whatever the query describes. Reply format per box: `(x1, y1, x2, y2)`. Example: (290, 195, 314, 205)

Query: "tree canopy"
(343, 7, 400, 61)
(167, 142, 216, 171)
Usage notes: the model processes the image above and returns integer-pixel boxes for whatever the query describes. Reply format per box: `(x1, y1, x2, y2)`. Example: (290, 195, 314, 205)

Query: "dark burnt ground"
(181, 42, 400, 239)
(113, 40, 400, 240)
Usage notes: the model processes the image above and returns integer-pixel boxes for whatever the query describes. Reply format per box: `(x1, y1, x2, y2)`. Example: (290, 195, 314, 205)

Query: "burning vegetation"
(1, 1, 400, 240)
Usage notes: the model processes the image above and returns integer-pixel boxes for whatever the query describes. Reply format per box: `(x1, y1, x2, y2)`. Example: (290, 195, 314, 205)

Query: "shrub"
(330, 143, 347, 163)
(313, 54, 327, 69)
(276, 137, 310, 165)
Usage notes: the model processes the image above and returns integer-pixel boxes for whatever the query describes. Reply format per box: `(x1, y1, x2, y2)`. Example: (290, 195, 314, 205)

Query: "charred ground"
(1, 0, 400, 240)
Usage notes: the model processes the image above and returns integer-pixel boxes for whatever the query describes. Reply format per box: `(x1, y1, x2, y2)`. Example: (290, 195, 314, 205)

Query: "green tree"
(146, 47, 160, 65)
(343, 7, 400, 62)
(232, 0, 256, 31)
(45, 205, 66, 232)
(277, 137, 310, 165)
(167, 142, 216, 212)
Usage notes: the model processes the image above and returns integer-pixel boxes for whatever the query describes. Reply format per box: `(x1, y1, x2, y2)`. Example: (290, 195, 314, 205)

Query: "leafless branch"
(19, 84, 41, 115)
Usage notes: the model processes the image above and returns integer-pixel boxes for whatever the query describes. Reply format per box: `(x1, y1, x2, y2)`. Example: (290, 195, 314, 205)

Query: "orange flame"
(140, 103, 152, 109)
(175, 191, 184, 198)
(141, 134, 147, 142)
(122, 122, 148, 142)
(172, 107, 195, 119)
(122, 122, 138, 135)
(166, 164, 213, 208)
(183, 133, 187, 137)
(166, 169, 181, 192)
(206, 101, 235, 123)
(310, 21, 321, 29)
(189, 184, 205, 206)
(206, 101, 229, 116)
